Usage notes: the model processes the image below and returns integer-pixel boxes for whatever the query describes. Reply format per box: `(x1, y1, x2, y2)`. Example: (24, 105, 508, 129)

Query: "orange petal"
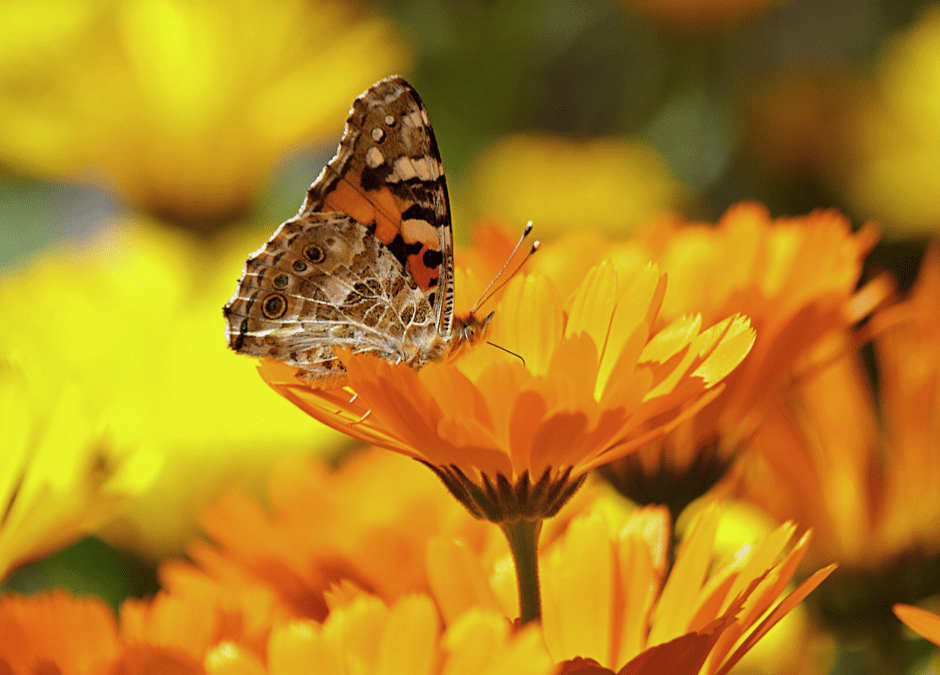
(714, 564, 837, 675)
(0, 591, 120, 671)
(617, 632, 713, 675)
(599, 265, 666, 391)
(894, 604, 940, 646)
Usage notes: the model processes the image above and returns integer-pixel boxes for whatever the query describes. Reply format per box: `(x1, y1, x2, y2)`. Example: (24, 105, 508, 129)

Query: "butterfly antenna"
(486, 341, 526, 366)
(471, 221, 539, 315)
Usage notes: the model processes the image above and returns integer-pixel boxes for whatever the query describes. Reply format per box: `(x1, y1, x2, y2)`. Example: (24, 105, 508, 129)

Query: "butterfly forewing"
(301, 76, 455, 334)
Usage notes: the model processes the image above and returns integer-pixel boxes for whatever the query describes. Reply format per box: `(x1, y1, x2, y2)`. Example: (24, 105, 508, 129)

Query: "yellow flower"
(465, 135, 684, 240)
(206, 595, 554, 675)
(563, 204, 885, 517)
(0, 448, 828, 674)
(0, 0, 408, 226)
(0, 221, 346, 558)
(431, 500, 833, 674)
(0, 356, 156, 581)
(0, 587, 555, 675)
(260, 251, 754, 524)
(844, 6, 940, 235)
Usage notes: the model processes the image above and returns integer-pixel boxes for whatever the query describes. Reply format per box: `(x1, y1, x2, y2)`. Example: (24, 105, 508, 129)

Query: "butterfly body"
(224, 76, 487, 386)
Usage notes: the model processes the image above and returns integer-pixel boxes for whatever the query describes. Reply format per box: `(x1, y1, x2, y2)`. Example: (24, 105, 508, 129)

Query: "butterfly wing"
(224, 213, 440, 385)
(301, 76, 456, 335)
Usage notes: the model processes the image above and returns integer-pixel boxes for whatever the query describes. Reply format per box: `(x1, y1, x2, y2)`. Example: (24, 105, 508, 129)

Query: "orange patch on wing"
(324, 175, 403, 241)
(326, 170, 442, 292)
(409, 248, 437, 289)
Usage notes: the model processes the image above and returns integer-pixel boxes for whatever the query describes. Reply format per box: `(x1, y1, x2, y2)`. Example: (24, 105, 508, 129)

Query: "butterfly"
(224, 76, 492, 387)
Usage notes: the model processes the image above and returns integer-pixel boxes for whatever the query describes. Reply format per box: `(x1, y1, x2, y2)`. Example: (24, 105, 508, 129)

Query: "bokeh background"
(2, 0, 940, 673)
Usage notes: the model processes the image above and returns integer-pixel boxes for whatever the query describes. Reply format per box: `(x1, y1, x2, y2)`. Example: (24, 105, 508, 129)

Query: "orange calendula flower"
(551, 204, 886, 518)
(0, 590, 124, 674)
(0, 588, 555, 675)
(165, 449, 498, 620)
(745, 245, 940, 570)
(261, 256, 754, 524)
(251, 238, 753, 625)
(740, 245, 940, 656)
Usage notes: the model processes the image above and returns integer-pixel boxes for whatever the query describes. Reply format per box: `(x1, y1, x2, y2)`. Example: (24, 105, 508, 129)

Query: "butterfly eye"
(292, 260, 308, 273)
(371, 127, 386, 143)
(273, 274, 289, 289)
(261, 293, 288, 319)
(303, 245, 326, 264)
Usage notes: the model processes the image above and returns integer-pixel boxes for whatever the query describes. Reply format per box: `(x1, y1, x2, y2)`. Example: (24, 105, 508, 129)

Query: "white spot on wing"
(402, 218, 437, 244)
(410, 157, 435, 180)
(390, 157, 416, 181)
(386, 156, 438, 183)
(366, 146, 385, 168)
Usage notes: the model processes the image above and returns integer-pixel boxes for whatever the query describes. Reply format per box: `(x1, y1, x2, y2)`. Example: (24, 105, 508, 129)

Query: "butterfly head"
(454, 310, 495, 346)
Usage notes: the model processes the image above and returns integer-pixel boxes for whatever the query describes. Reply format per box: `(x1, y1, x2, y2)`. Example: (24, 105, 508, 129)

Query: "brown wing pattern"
(301, 76, 455, 334)
(223, 213, 440, 385)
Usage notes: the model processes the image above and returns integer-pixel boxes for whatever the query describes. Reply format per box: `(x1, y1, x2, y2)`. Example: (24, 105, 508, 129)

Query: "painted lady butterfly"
(224, 76, 491, 387)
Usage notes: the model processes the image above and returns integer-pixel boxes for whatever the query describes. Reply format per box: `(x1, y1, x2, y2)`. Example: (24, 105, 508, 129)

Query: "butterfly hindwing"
(302, 76, 455, 334)
(224, 213, 438, 384)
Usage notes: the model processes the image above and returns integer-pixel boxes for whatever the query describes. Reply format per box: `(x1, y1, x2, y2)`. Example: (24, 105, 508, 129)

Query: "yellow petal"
(541, 513, 614, 667)
(268, 621, 341, 675)
(691, 315, 756, 387)
(648, 504, 719, 646)
(427, 538, 505, 626)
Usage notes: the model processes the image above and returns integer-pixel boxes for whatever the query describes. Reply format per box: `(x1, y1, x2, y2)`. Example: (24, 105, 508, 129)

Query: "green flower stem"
(499, 517, 544, 625)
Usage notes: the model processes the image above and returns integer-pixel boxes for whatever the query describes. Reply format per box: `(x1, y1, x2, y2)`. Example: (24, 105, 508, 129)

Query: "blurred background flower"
(0, 0, 407, 228)
(0, 355, 158, 584)
(739, 247, 940, 672)
(0, 221, 347, 567)
(0, 450, 829, 674)
(465, 134, 684, 238)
